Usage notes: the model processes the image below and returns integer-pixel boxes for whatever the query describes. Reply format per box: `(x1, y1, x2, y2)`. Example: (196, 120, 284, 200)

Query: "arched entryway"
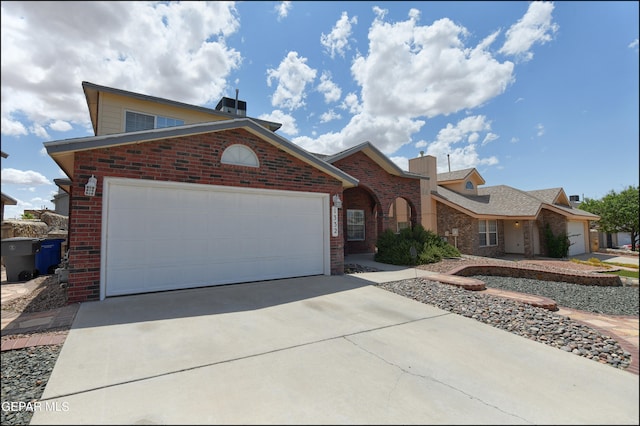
(342, 190, 419, 255)
(387, 197, 418, 233)
(342, 186, 382, 255)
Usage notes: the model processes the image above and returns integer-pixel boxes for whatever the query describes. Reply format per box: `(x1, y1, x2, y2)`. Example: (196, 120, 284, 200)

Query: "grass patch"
(606, 269, 639, 279)
(607, 261, 639, 270)
(571, 257, 639, 270)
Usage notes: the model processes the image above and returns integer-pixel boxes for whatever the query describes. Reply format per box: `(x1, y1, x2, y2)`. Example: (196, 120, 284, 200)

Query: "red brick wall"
(342, 187, 380, 254)
(333, 151, 421, 254)
(67, 129, 344, 303)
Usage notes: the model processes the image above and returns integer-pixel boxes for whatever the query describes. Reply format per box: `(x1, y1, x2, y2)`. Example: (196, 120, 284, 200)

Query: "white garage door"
(101, 178, 329, 298)
(567, 221, 586, 256)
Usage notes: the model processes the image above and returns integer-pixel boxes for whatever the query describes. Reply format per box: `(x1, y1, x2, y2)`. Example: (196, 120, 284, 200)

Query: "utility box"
(1, 237, 41, 282)
(35, 238, 66, 275)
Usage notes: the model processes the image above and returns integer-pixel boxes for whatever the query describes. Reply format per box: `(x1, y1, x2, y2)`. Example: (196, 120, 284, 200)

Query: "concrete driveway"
(31, 274, 638, 425)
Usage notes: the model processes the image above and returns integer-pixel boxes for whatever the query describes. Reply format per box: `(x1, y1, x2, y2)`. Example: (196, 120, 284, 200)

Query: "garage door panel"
(568, 221, 586, 256)
(104, 180, 328, 297)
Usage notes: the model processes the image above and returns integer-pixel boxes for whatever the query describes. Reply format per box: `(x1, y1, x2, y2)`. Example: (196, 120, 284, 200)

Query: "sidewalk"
(1, 266, 79, 351)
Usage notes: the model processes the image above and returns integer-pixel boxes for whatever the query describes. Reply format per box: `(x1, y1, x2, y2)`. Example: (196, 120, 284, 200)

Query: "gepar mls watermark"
(2, 401, 70, 413)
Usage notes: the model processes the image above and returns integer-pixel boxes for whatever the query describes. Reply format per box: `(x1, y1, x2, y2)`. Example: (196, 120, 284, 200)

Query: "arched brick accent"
(334, 151, 421, 254)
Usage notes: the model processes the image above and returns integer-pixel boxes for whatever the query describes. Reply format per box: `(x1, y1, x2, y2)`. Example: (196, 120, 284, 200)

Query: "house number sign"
(331, 206, 339, 237)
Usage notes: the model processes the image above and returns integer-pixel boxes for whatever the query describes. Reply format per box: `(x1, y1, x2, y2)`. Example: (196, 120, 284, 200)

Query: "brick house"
(407, 155, 600, 259)
(44, 82, 424, 302)
(44, 82, 598, 303)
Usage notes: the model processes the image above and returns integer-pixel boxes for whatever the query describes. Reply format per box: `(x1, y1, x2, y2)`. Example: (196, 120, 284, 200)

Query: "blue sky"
(1, 1, 638, 220)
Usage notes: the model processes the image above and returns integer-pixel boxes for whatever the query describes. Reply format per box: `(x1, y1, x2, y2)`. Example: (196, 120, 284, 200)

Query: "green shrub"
(375, 224, 460, 266)
(543, 223, 571, 258)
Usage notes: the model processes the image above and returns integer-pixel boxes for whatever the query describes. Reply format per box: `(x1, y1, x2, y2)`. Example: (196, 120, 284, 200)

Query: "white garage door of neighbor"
(102, 178, 329, 298)
(567, 221, 586, 256)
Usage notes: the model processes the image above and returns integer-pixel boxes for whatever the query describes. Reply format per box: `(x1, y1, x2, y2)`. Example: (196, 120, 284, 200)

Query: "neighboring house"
(51, 179, 71, 216)
(600, 231, 636, 250)
(1, 150, 18, 222)
(407, 155, 600, 258)
(44, 81, 596, 304)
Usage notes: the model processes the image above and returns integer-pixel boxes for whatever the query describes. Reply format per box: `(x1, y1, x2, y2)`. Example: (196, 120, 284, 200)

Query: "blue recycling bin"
(35, 238, 65, 275)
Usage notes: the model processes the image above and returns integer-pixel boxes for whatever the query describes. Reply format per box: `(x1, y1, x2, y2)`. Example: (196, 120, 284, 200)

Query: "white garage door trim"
(567, 221, 586, 256)
(100, 178, 330, 300)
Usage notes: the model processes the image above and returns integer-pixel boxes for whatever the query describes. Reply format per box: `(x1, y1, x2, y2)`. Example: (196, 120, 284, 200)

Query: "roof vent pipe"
(447, 154, 451, 172)
(235, 88, 239, 116)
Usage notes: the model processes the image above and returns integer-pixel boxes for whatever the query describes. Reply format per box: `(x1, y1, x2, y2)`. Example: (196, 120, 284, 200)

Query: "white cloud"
(298, 9, 516, 158)
(1, 1, 242, 136)
(499, 1, 558, 62)
(275, 1, 292, 20)
(50, 120, 73, 132)
(266, 52, 317, 111)
(317, 72, 342, 103)
(629, 38, 639, 53)
(1, 168, 52, 185)
(536, 123, 545, 137)
(389, 156, 409, 171)
(319, 110, 341, 123)
(1, 116, 28, 137)
(340, 92, 362, 114)
(481, 132, 499, 146)
(351, 10, 514, 118)
(30, 123, 49, 139)
(294, 112, 423, 155)
(421, 115, 498, 172)
(320, 11, 357, 59)
(258, 110, 299, 136)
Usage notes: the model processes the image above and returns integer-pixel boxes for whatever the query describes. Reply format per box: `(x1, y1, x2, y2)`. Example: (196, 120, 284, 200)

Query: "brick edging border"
(447, 264, 623, 287)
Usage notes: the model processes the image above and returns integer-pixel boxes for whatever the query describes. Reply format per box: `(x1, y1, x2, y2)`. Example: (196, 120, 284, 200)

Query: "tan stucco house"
(44, 81, 598, 303)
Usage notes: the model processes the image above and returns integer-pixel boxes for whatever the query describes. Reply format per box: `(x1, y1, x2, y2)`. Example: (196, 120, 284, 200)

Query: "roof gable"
(437, 168, 486, 186)
(44, 118, 358, 188)
(82, 81, 282, 134)
(527, 188, 570, 206)
(323, 141, 422, 179)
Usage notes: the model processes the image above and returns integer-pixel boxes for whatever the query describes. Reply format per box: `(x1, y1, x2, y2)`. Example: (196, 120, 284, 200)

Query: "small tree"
(580, 185, 639, 251)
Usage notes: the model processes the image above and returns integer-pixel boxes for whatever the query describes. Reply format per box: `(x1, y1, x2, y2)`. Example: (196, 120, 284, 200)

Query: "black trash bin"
(35, 238, 66, 275)
(1, 237, 41, 282)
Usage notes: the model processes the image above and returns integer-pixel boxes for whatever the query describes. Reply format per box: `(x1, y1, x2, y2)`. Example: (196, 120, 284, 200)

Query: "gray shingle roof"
(435, 184, 599, 219)
(526, 188, 563, 204)
(437, 168, 476, 182)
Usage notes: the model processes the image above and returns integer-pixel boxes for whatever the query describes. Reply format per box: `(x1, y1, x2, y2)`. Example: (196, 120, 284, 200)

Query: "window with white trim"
(479, 219, 498, 246)
(466, 181, 474, 190)
(125, 111, 184, 132)
(347, 209, 365, 241)
(221, 144, 259, 167)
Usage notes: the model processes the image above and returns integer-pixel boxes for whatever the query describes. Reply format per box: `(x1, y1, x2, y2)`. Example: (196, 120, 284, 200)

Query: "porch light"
(333, 194, 342, 209)
(515, 221, 520, 227)
(84, 175, 97, 196)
